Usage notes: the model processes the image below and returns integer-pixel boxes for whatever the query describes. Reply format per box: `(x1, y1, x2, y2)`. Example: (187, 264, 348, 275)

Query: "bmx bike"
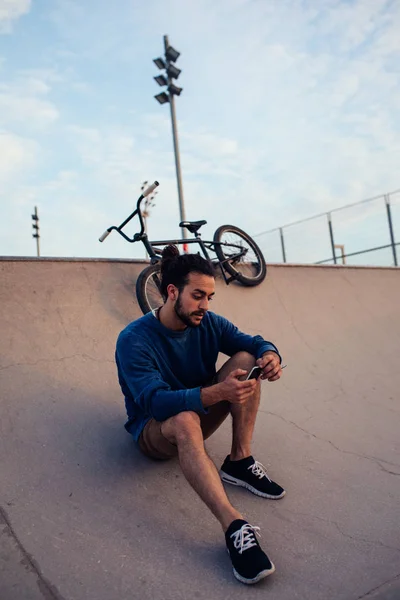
(99, 181, 266, 315)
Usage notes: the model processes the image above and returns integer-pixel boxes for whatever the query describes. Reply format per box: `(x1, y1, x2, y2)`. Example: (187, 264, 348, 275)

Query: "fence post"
(279, 228, 287, 263)
(385, 194, 398, 267)
(327, 212, 337, 264)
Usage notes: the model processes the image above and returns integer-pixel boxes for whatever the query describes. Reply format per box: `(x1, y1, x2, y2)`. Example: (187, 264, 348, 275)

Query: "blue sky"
(0, 0, 399, 263)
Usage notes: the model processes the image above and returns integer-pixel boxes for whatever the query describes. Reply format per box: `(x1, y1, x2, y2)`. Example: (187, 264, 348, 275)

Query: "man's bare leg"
(161, 411, 243, 532)
(217, 352, 286, 501)
(230, 382, 260, 460)
(161, 352, 262, 530)
(161, 404, 276, 584)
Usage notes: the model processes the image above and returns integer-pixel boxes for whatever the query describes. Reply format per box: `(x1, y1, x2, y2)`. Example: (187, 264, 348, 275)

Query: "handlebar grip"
(142, 180, 159, 198)
(99, 229, 111, 242)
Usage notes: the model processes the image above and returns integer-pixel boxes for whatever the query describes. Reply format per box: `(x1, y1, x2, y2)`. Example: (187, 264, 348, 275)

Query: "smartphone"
(246, 366, 263, 380)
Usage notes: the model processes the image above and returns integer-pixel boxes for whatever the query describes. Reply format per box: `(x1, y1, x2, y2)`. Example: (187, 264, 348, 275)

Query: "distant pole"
(334, 244, 346, 265)
(279, 227, 287, 263)
(327, 213, 336, 264)
(385, 194, 398, 266)
(32, 206, 40, 257)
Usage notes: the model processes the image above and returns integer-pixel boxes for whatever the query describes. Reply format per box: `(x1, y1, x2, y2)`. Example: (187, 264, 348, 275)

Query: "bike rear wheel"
(136, 263, 164, 315)
(213, 225, 266, 286)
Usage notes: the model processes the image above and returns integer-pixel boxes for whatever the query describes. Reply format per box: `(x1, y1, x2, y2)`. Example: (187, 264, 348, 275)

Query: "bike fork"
(217, 261, 240, 285)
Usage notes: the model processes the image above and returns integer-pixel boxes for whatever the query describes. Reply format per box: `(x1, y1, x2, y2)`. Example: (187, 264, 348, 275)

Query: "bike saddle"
(179, 220, 207, 234)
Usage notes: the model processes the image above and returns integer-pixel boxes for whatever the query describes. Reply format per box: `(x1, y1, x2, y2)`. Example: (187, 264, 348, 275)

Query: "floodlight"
(154, 74, 168, 86)
(165, 46, 180, 62)
(154, 92, 169, 104)
(153, 57, 166, 69)
(167, 64, 181, 79)
(168, 83, 182, 96)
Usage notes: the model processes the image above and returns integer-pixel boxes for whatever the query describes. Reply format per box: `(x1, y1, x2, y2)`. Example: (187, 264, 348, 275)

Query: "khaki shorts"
(137, 352, 257, 461)
(138, 400, 230, 461)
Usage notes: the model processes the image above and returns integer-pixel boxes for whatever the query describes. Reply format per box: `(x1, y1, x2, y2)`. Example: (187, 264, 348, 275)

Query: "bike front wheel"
(213, 225, 267, 286)
(136, 263, 164, 315)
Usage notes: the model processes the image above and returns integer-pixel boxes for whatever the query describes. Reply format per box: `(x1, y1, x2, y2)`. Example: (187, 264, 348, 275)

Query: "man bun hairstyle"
(161, 244, 180, 264)
(160, 244, 214, 300)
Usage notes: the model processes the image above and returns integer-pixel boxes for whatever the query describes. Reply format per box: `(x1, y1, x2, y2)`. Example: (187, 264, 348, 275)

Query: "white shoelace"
(248, 460, 272, 482)
(230, 523, 261, 554)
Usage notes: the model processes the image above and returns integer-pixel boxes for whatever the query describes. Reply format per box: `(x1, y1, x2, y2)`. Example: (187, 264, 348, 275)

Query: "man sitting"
(116, 245, 285, 585)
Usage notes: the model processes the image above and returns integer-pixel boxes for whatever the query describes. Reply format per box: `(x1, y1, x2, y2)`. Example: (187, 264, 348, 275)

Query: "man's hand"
(219, 369, 258, 405)
(256, 351, 282, 382)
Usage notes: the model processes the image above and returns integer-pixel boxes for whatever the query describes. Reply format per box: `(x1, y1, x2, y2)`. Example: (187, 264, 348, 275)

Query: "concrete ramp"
(1, 258, 399, 600)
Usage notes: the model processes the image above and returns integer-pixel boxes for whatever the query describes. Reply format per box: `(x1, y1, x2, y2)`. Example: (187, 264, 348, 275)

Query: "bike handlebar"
(141, 180, 159, 198)
(99, 229, 111, 242)
(98, 180, 159, 243)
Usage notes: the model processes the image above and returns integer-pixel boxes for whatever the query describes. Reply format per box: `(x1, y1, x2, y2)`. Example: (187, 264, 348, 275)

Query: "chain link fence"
(253, 190, 400, 267)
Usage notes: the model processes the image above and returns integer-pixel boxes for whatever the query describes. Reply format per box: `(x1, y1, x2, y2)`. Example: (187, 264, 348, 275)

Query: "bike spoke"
(219, 231, 261, 278)
(145, 273, 163, 311)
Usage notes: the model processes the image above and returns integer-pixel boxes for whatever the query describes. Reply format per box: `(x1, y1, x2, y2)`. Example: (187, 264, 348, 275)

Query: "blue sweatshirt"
(115, 310, 281, 441)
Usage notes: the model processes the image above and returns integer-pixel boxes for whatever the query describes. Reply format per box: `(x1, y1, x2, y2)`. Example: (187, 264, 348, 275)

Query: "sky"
(0, 0, 399, 264)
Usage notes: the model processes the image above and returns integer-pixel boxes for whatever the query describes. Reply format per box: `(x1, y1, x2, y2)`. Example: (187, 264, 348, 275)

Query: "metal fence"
(253, 189, 400, 267)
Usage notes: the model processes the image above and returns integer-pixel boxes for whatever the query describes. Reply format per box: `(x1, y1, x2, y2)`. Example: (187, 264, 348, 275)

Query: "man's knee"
(232, 351, 256, 369)
(218, 351, 256, 382)
(162, 411, 202, 445)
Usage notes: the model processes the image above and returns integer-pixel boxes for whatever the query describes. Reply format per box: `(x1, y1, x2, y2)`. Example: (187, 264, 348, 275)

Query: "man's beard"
(174, 295, 205, 328)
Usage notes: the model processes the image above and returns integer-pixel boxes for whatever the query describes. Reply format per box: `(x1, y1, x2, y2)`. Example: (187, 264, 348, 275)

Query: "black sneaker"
(220, 455, 286, 499)
(225, 519, 275, 584)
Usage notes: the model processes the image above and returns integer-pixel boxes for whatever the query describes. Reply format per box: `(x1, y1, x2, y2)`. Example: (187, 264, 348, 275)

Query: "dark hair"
(160, 245, 214, 300)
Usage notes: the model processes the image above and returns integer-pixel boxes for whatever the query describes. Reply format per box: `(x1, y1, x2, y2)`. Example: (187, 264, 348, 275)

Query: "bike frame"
(145, 235, 242, 285)
(101, 193, 247, 285)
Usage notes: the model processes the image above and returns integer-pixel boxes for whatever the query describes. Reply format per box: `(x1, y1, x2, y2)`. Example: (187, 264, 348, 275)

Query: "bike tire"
(213, 225, 267, 286)
(136, 263, 164, 315)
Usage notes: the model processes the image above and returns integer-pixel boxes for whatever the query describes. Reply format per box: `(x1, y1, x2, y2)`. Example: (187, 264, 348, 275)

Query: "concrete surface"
(1, 258, 399, 600)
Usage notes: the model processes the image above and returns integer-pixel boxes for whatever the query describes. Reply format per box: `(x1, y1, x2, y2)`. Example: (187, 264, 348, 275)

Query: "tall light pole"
(153, 35, 188, 242)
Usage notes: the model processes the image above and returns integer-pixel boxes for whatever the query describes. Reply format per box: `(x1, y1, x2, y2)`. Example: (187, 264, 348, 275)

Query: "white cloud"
(0, 70, 60, 129)
(0, 131, 37, 186)
(0, 92, 59, 127)
(314, 0, 390, 52)
(0, 0, 31, 33)
(183, 131, 238, 157)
